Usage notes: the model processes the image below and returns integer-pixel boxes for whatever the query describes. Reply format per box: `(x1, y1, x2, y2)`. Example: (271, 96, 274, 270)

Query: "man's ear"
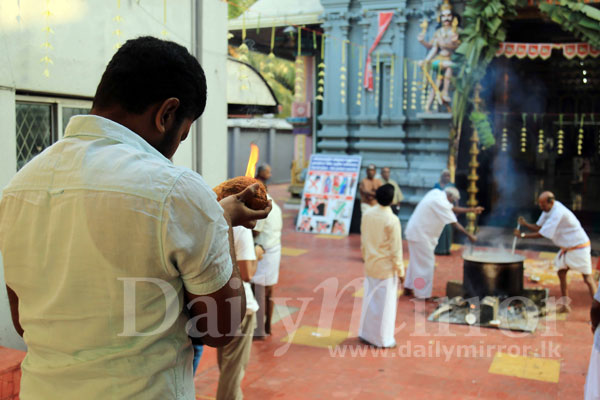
(154, 97, 181, 134)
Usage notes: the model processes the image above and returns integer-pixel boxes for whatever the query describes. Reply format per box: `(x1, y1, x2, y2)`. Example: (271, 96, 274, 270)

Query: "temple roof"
(228, 0, 324, 30)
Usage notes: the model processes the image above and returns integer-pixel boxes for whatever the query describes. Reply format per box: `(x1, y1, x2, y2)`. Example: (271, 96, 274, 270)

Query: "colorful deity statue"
(418, 0, 460, 113)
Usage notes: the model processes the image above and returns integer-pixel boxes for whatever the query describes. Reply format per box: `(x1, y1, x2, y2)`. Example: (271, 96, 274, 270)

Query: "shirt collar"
(64, 115, 170, 162)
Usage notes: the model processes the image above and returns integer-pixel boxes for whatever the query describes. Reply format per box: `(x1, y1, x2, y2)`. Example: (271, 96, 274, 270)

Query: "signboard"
(296, 154, 362, 236)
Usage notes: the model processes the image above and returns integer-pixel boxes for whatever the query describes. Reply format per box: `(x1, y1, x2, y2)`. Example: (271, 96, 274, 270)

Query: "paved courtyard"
(194, 184, 597, 399)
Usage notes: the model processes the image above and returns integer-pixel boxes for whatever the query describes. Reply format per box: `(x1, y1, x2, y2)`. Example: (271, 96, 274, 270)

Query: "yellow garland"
(410, 60, 418, 110)
(402, 58, 408, 110)
(356, 46, 363, 106)
(374, 51, 380, 108)
(113, 0, 123, 50)
(41, 0, 54, 78)
(161, 0, 168, 37)
(340, 40, 347, 104)
(315, 34, 325, 101)
(577, 114, 585, 156)
(389, 54, 395, 109)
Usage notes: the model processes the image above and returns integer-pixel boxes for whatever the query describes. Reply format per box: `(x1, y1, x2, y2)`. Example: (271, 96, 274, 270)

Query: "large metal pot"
(462, 252, 525, 299)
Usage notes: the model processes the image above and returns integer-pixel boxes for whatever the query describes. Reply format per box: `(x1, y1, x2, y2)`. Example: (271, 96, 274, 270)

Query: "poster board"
(296, 154, 362, 236)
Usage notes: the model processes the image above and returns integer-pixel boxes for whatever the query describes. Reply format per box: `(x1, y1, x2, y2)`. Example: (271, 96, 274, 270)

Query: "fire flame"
(244, 143, 260, 178)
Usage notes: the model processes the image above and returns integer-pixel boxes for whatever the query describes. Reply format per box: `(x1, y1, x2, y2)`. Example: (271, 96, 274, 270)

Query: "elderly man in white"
(404, 187, 481, 300)
(515, 191, 596, 313)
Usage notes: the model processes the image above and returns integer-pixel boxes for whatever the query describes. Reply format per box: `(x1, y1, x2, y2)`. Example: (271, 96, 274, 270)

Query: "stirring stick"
(511, 222, 521, 254)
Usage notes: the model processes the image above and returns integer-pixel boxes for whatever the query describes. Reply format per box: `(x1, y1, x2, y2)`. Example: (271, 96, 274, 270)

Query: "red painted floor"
(194, 184, 597, 399)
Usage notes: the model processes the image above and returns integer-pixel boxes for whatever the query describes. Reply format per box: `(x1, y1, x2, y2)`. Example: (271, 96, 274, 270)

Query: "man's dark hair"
(376, 184, 395, 206)
(255, 164, 270, 179)
(92, 36, 207, 123)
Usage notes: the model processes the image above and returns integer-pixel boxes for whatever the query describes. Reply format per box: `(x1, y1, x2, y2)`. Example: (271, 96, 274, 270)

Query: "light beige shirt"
(360, 205, 404, 279)
(382, 178, 404, 205)
(0, 115, 232, 400)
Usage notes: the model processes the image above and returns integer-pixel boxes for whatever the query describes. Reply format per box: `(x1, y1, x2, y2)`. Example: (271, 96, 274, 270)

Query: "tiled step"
(0, 347, 25, 400)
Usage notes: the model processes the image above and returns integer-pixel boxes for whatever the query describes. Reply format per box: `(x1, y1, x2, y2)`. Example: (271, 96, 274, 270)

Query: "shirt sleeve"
(388, 218, 404, 276)
(162, 170, 233, 296)
(433, 196, 458, 225)
(233, 226, 256, 261)
(536, 211, 548, 227)
(538, 211, 559, 240)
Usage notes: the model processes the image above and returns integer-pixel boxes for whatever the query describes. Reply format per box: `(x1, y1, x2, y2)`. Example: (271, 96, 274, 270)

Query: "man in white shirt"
(216, 226, 263, 400)
(584, 280, 600, 399)
(251, 192, 283, 338)
(359, 184, 403, 348)
(404, 187, 480, 300)
(516, 191, 596, 312)
(0, 37, 270, 400)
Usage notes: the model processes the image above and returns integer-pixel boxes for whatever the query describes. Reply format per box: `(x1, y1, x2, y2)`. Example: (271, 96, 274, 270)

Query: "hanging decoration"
(238, 10, 248, 54)
(389, 54, 395, 109)
(340, 39, 347, 105)
(536, 114, 544, 154)
(520, 113, 527, 153)
(420, 66, 428, 110)
(402, 58, 408, 110)
(364, 12, 394, 91)
(410, 60, 418, 111)
(161, 0, 168, 37)
(41, 0, 54, 78)
(268, 26, 275, 58)
(557, 114, 565, 155)
(295, 26, 304, 102)
(356, 46, 363, 106)
(577, 114, 585, 156)
(316, 34, 325, 102)
(496, 42, 600, 60)
(113, 0, 124, 50)
(501, 113, 508, 152)
(374, 52, 380, 108)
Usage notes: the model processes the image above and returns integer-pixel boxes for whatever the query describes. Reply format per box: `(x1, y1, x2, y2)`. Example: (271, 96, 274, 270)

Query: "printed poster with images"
(296, 154, 362, 236)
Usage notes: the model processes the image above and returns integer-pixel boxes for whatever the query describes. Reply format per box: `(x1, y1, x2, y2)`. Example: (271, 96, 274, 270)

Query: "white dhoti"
(251, 244, 282, 286)
(555, 247, 592, 275)
(358, 275, 398, 348)
(585, 345, 600, 400)
(404, 240, 436, 299)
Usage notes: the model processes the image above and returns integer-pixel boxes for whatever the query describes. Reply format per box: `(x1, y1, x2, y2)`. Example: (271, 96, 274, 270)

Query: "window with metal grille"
(15, 97, 92, 171)
(16, 102, 55, 170)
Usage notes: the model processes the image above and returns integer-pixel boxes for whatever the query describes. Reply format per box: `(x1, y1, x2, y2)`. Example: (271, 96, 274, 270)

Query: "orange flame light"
(244, 144, 260, 178)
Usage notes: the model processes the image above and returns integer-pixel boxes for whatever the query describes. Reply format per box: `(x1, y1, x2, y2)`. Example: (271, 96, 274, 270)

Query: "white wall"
(0, 0, 228, 350)
(194, 0, 228, 187)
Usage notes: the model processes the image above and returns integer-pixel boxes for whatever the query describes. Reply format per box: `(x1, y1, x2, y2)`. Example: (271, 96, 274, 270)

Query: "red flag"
(363, 12, 394, 91)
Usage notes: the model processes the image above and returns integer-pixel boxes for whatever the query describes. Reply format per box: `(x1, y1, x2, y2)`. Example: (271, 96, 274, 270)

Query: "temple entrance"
(456, 14, 600, 233)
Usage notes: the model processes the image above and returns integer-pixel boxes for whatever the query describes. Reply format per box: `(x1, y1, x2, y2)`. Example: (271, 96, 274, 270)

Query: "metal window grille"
(16, 103, 55, 170)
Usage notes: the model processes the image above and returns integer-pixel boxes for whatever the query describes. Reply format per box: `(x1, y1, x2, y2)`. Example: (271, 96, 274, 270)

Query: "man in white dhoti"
(584, 282, 600, 399)
(516, 191, 596, 313)
(251, 189, 283, 338)
(404, 187, 480, 300)
(359, 184, 403, 348)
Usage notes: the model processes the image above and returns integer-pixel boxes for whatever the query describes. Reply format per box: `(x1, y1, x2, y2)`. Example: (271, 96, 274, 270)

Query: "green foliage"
(228, 0, 257, 20)
(538, 0, 600, 48)
(470, 111, 495, 149)
(243, 50, 295, 118)
(451, 0, 520, 132)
